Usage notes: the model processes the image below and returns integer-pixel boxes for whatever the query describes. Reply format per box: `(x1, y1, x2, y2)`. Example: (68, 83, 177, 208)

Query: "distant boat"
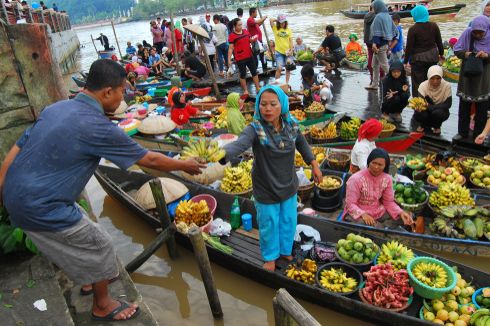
(341, 1, 466, 19)
(98, 49, 116, 59)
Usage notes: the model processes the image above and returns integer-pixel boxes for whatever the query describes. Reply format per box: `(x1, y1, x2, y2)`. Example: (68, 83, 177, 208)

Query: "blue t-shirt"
(126, 46, 137, 56)
(2, 93, 148, 232)
(149, 54, 161, 66)
(392, 25, 403, 53)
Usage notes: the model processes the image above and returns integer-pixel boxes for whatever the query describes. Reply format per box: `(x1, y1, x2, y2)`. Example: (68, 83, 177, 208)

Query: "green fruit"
(395, 184, 405, 193)
(474, 217, 485, 238)
(396, 197, 405, 204)
(354, 242, 363, 252)
(463, 219, 477, 239)
(344, 240, 354, 251)
(406, 198, 415, 204)
(352, 253, 363, 264)
(403, 188, 412, 198)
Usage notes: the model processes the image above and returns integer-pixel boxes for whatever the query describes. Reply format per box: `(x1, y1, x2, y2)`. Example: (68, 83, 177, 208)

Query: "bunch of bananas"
(175, 200, 211, 227)
(470, 309, 490, 326)
(180, 140, 225, 163)
(211, 108, 228, 128)
(285, 259, 317, 284)
(428, 183, 475, 209)
(412, 261, 448, 288)
(291, 109, 306, 121)
(408, 97, 427, 111)
(310, 122, 337, 139)
(135, 95, 152, 104)
(305, 102, 325, 112)
(380, 119, 395, 131)
(429, 217, 465, 238)
(319, 267, 358, 293)
(243, 113, 253, 124)
(377, 241, 415, 271)
(238, 159, 253, 174)
(220, 166, 252, 193)
(339, 118, 361, 140)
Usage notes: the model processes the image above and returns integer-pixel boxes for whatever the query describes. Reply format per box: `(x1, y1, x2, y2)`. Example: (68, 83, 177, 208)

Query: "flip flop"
(91, 300, 140, 322)
(79, 277, 119, 296)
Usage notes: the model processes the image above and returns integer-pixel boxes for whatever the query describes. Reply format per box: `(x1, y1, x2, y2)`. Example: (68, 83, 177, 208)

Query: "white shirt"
(202, 34, 218, 55)
(351, 139, 377, 170)
(214, 23, 228, 46)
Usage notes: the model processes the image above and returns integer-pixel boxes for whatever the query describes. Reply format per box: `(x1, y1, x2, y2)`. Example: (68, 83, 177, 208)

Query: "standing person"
(213, 15, 229, 77)
(453, 15, 490, 140)
(363, 4, 379, 84)
(403, 5, 444, 97)
(236, 8, 244, 25)
(350, 119, 383, 173)
(313, 25, 344, 75)
(389, 14, 404, 63)
(220, 85, 323, 271)
(270, 15, 294, 84)
(413, 65, 452, 135)
(156, 17, 162, 29)
(228, 18, 261, 95)
(52, 2, 58, 11)
(199, 20, 218, 73)
(40, 1, 47, 10)
(247, 7, 268, 71)
(0, 59, 205, 322)
(381, 61, 410, 122)
(163, 22, 173, 54)
(182, 18, 195, 54)
(205, 13, 212, 25)
(151, 20, 164, 54)
(365, 0, 398, 91)
(96, 33, 110, 51)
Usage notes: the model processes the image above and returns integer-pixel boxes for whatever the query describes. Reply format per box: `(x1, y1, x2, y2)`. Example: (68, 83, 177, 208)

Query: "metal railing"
(0, 1, 71, 32)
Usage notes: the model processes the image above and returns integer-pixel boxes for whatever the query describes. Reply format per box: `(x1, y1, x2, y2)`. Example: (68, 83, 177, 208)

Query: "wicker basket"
(379, 125, 396, 138)
(298, 182, 315, 202)
(469, 177, 490, 190)
(426, 176, 466, 188)
(305, 108, 325, 120)
(326, 152, 351, 172)
(407, 257, 457, 299)
(459, 157, 485, 175)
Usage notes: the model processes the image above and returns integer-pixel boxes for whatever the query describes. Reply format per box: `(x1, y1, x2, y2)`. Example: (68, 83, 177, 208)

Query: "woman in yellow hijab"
(226, 93, 246, 135)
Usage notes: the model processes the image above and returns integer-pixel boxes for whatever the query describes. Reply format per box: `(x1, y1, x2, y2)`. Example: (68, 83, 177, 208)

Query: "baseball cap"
(277, 14, 287, 23)
(162, 47, 169, 53)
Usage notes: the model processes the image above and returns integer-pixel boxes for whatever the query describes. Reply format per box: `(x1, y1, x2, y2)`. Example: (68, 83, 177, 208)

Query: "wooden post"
(90, 34, 99, 57)
(111, 20, 123, 59)
(258, 6, 275, 64)
(1, 0, 8, 24)
(272, 289, 321, 326)
(169, 13, 181, 76)
(198, 36, 221, 100)
(25, 8, 33, 23)
(148, 178, 178, 259)
(39, 9, 45, 23)
(188, 226, 223, 319)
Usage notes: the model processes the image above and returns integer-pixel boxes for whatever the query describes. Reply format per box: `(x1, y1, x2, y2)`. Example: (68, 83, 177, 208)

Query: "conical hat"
(138, 115, 177, 134)
(183, 24, 210, 40)
(134, 177, 188, 210)
(109, 100, 128, 116)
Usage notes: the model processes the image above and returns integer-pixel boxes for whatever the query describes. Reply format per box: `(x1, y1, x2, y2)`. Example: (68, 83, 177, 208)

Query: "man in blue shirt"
(148, 47, 163, 75)
(126, 41, 137, 57)
(389, 14, 404, 64)
(0, 59, 204, 322)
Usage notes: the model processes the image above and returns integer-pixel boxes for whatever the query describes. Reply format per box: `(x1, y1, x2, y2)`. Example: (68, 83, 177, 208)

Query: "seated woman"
(125, 72, 143, 97)
(413, 65, 452, 135)
(381, 61, 410, 122)
(350, 119, 383, 173)
(344, 148, 414, 227)
(345, 33, 363, 56)
(170, 91, 200, 126)
(226, 93, 247, 135)
(300, 64, 333, 107)
(293, 37, 307, 54)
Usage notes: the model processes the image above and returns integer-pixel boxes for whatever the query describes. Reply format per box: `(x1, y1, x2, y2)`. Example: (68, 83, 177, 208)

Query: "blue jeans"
(254, 194, 298, 261)
(216, 42, 228, 72)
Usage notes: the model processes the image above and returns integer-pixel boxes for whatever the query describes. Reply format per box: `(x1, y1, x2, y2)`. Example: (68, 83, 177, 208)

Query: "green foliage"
(51, 0, 135, 24)
(0, 207, 39, 255)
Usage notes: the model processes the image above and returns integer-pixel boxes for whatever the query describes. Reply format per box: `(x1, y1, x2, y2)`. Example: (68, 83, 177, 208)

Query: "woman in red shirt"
(228, 18, 261, 95)
(170, 91, 199, 126)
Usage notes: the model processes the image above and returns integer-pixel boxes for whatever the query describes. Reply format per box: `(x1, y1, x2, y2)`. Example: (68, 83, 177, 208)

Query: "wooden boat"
(343, 59, 367, 71)
(95, 165, 490, 325)
(98, 49, 116, 59)
(341, 1, 466, 19)
(442, 67, 460, 83)
(71, 76, 86, 88)
(136, 80, 171, 91)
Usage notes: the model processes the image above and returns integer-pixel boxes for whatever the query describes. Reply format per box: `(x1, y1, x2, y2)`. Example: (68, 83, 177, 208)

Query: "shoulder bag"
(463, 36, 484, 77)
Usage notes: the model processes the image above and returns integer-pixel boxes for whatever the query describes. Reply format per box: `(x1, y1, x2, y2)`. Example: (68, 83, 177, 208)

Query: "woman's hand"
(402, 85, 409, 92)
(400, 211, 414, 226)
(464, 51, 473, 58)
(361, 214, 376, 226)
(476, 51, 489, 59)
(475, 132, 488, 145)
(310, 160, 323, 184)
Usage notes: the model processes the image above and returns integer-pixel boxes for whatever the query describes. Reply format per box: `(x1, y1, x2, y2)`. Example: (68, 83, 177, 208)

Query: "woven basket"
(426, 176, 466, 188)
(407, 257, 457, 299)
(316, 263, 363, 296)
(298, 182, 315, 202)
(224, 188, 253, 198)
(326, 152, 351, 172)
(305, 108, 325, 120)
(379, 125, 396, 138)
(469, 177, 490, 190)
(459, 157, 485, 175)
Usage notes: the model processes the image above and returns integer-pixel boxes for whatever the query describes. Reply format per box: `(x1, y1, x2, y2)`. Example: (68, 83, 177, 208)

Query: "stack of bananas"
(175, 200, 211, 227)
(428, 183, 475, 209)
(319, 267, 358, 293)
(211, 107, 228, 128)
(339, 118, 361, 140)
(220, 165, 252, 193)
(238, 159, 253, 174)
(311, 122, 337, 139)
(377, 241, 415, 271)
(135, 95, 152, 104)
(412, 261, 448, 288)
(408, 97, 427, 111)
(285, 259, 317, 284)
(180, 140, 225, 163)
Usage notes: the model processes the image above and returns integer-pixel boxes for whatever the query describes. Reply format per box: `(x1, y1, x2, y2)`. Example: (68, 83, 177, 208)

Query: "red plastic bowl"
(186, 87, 212, 97)
(190, 194, 217, 233)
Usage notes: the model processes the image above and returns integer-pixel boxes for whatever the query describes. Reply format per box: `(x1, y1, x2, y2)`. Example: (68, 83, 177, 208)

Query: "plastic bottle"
(230, 196, 241, 230)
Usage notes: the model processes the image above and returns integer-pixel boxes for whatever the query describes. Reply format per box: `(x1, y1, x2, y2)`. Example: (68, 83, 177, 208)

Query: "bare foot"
(93, 300, 138, 321)
(280, 255, 293, 262)
(263, 261, 276, 271)
(416, 127, 424, 133)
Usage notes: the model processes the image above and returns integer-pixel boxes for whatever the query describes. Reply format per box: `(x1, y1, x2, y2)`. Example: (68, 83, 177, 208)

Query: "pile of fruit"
(427, 167, 465, 186)
(475, 288, 490, 308)
(470, 164, 490, 189)
(406, 154, 426, 170)
(295, 147, 326, 167)
(211, 107, 228, 129)
(135, 95, 152, 104)
(318, 176, 341, 190)
(285, 259, 317, 284)
(310, 122, 337, 139)
(291, 109, 306, 121)
(318, 267, 358, 293)
(336, 233, 379, 264)
(305, 102, 325, 113)
(460, 158, 483, 174)
(220, 162, 252, 194)
(295, 50, 314, 62)
(451, 271, 477, 305)
(180, 140, 225, 163)
(422, 298, 475, 325)
(408, 97, 428, 111)
(339, 117, 361, 140)
(361, 264, 413, 309)
(377, 241, 415, 271)
(430, 206, 490, 240)
(175, 200, 211, 227)
(428, 183, 475, 209)
(394, 181, 428, 205)
(346, 51, 367, 64)
(470, 309, 490, 326)
(380, 119, 395, 131)
(190, 128, 211, 137)
(442, 56, 462, 73)
(412, 260, 448, 288)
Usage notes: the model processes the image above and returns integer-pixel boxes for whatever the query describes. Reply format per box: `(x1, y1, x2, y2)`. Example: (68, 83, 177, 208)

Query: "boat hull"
(341, 4, 466, 19)
(442, 67, 460, 83)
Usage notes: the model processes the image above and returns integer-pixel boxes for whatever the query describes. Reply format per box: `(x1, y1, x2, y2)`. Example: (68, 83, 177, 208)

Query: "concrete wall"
(49, 29, 80, 74)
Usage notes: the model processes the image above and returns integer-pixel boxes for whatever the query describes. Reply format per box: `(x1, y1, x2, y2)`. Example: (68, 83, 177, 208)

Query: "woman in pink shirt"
(343, 148, 413, 227)
(151, 20, 164, 53)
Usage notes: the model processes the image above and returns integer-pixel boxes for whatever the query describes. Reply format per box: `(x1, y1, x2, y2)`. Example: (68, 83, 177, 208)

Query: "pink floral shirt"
(344, 168, 402, 221)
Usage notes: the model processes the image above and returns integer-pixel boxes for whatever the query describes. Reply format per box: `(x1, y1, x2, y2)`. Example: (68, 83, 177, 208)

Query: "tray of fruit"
(407, 256, 457, 299)
(375, 240, 415, 271)
(360, 263, 413, 312)
(295, 148, 326, 167)
(428, 183, 475, 210)
(291, 109, 306, 121)
(459, 157, 485, 175)
(304, 102, 325, 119)
(428, 206, 490, 240)
(317, 175, 343, 195)
(379, 119, 396, 138)
(469, 164, 490, 189)
(310, 123, 338, 143)
(427, 167, 466, 187)
(316, 262, 361, 296)
(408, 97, 428, 111)
(335, 233, 379, 271)
(220, 161, 253, 197)
(394, 181, 429, 213)
(406, 154, 427, 171)
(285, 259, 317, 285)
(339, 117, 361, 141)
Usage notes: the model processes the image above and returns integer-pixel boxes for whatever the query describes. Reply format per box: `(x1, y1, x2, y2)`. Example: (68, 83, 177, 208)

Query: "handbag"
(463, 37, 483, 77)
(285, 56, 296, 71)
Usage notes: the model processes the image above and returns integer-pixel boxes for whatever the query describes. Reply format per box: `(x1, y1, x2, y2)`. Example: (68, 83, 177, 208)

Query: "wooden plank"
(235, 228, 260, 241)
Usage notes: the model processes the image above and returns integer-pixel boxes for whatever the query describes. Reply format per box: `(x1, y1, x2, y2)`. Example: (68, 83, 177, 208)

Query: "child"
(170, 91, 199, 126)
(446, 37, 458, 58)
(380, 61, 410, 122)
(293, 37, 307, 54)
(125, 72, 143, 97)
(167, 76, 183, 107)
(389, 14, 404, 64)
(226, 93, 247, 135)
(345, 33, 363, 55)
(221, 85, 323, 271)
(300, 64, 333, 107)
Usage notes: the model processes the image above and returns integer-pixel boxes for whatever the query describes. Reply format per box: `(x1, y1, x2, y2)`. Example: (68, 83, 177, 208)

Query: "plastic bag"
(294, 224, 321, 251)
(227, 66, 235, 77)
(209, 218, 232, 237)
(296, 167, 310, 187)
(181, 162, 229, 185)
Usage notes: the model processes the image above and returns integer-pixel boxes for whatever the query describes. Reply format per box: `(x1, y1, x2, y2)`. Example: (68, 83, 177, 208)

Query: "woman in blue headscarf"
(221, 85, 322, 271)
(403, 5, 444, 97)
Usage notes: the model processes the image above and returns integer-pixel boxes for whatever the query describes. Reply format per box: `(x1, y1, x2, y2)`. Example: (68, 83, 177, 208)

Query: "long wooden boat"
(343, 59, 367, 71)
(95, 165, 490, 325)
(341, 2, 466, 19)
(442, 67, 460, 83)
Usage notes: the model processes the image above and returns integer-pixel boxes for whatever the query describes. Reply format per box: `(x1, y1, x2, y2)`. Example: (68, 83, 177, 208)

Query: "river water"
(73, 1, 489, 325)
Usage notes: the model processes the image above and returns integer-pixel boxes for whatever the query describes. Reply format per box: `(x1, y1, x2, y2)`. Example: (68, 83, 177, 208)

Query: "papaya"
(463, 218, 477, 239)
(474, 217, 485, 238)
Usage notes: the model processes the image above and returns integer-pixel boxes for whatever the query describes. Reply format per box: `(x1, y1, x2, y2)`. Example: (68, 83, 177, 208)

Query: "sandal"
(91, 300, 140, 322)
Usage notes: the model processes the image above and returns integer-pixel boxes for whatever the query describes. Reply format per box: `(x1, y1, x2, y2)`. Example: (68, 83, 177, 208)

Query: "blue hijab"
(411, 5, 430, 23)
(370, 0, 398, 42)
(252, 85, 298, 146)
